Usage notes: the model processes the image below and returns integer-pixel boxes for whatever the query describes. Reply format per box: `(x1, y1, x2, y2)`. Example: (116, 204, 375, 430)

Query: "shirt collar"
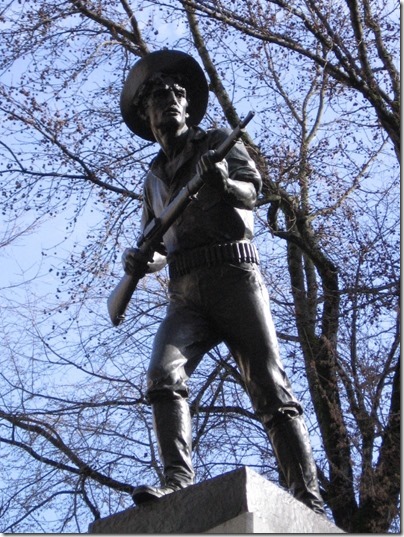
(151, 126, 207, 180)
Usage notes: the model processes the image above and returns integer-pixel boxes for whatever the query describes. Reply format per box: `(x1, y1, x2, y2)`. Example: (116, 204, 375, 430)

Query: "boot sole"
(132, 490, 162, 505)
(132, 484, 166, 504)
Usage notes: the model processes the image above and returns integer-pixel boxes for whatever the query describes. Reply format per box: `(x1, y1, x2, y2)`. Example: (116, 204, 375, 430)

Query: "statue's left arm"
(197, 131, 262, 210)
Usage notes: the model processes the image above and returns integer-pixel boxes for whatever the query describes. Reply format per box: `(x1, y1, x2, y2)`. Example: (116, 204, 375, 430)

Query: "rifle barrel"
(108, 111, 256, 326)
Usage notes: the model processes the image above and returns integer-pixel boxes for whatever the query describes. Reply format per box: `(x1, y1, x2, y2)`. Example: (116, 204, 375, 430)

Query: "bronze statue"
(119, 50, 325, 516)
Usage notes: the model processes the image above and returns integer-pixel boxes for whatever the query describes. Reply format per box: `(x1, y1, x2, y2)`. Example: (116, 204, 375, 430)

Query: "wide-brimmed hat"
(120, 50, 209, 141)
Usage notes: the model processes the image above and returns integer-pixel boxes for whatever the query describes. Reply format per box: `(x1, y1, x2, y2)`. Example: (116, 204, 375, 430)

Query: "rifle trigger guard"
(185, 183, 197, 200)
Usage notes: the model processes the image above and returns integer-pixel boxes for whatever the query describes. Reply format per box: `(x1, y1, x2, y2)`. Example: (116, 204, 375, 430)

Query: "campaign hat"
(120, 49, 209, 140)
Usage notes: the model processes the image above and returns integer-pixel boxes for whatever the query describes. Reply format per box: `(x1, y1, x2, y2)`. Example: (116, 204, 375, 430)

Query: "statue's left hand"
(197, 150, 229, 193)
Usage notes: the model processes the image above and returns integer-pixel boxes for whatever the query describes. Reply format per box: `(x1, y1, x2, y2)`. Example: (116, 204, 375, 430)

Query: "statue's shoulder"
(204, 126, 232, 149)
(206, 126, 232, 137)
(193, 125, 231, 140)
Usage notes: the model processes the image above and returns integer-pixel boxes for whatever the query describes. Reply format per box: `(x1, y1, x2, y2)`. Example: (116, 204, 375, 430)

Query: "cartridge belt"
(168, 241, 259, 279)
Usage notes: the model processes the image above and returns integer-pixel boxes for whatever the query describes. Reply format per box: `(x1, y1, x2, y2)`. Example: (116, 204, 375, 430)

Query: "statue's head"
(120, 50, 209, 141)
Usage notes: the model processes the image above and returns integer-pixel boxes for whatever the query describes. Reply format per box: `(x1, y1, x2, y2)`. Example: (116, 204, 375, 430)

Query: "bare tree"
(0, 0, 399, 533)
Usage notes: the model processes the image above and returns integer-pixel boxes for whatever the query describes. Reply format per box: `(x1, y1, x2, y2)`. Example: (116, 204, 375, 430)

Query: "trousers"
(146, 261, 302, 424)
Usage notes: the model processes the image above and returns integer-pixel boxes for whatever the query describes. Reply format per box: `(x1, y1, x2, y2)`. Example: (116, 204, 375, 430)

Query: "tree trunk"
(287, 239, 358, 530)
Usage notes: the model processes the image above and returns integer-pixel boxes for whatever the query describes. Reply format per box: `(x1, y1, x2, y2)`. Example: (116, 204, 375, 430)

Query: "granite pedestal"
(88, 467, 344, 533)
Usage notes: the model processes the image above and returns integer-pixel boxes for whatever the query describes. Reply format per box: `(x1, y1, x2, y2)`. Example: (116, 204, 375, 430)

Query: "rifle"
(107, 111, 255, 326)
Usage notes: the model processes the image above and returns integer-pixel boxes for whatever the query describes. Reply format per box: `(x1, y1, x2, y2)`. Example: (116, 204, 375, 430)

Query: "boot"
(132, 397, 194, 504)
(267, 413, 326, 516)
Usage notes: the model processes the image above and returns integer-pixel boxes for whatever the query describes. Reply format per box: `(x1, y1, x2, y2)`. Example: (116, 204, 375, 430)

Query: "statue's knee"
(147, 388, 188, 404)
(147, 357, 188, 398)
(146, 375, 189, 404)
(266, 404, 303, 431)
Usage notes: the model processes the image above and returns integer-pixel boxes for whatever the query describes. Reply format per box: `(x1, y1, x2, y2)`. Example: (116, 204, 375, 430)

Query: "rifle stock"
(107, 111, 255, 326)
(108, 243, 151, 326)
(107, 273, 141, 326)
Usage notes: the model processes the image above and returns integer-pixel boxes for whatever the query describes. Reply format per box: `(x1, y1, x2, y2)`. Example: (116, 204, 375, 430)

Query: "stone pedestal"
(88, 467, 344, 534)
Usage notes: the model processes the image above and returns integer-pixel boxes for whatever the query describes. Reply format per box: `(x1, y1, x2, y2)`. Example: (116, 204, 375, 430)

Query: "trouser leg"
(208, 264, 325, 515)
(133, 276, 218, 505)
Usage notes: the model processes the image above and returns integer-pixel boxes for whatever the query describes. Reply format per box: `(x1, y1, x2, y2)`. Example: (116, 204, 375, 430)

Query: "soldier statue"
(119, 49, 325, 516)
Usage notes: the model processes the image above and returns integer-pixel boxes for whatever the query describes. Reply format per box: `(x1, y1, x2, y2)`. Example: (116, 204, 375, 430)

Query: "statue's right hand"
(122, 248, 150, 276)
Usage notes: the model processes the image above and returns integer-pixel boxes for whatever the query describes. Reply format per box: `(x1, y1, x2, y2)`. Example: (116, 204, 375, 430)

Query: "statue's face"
(144, 75, 189, 135)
